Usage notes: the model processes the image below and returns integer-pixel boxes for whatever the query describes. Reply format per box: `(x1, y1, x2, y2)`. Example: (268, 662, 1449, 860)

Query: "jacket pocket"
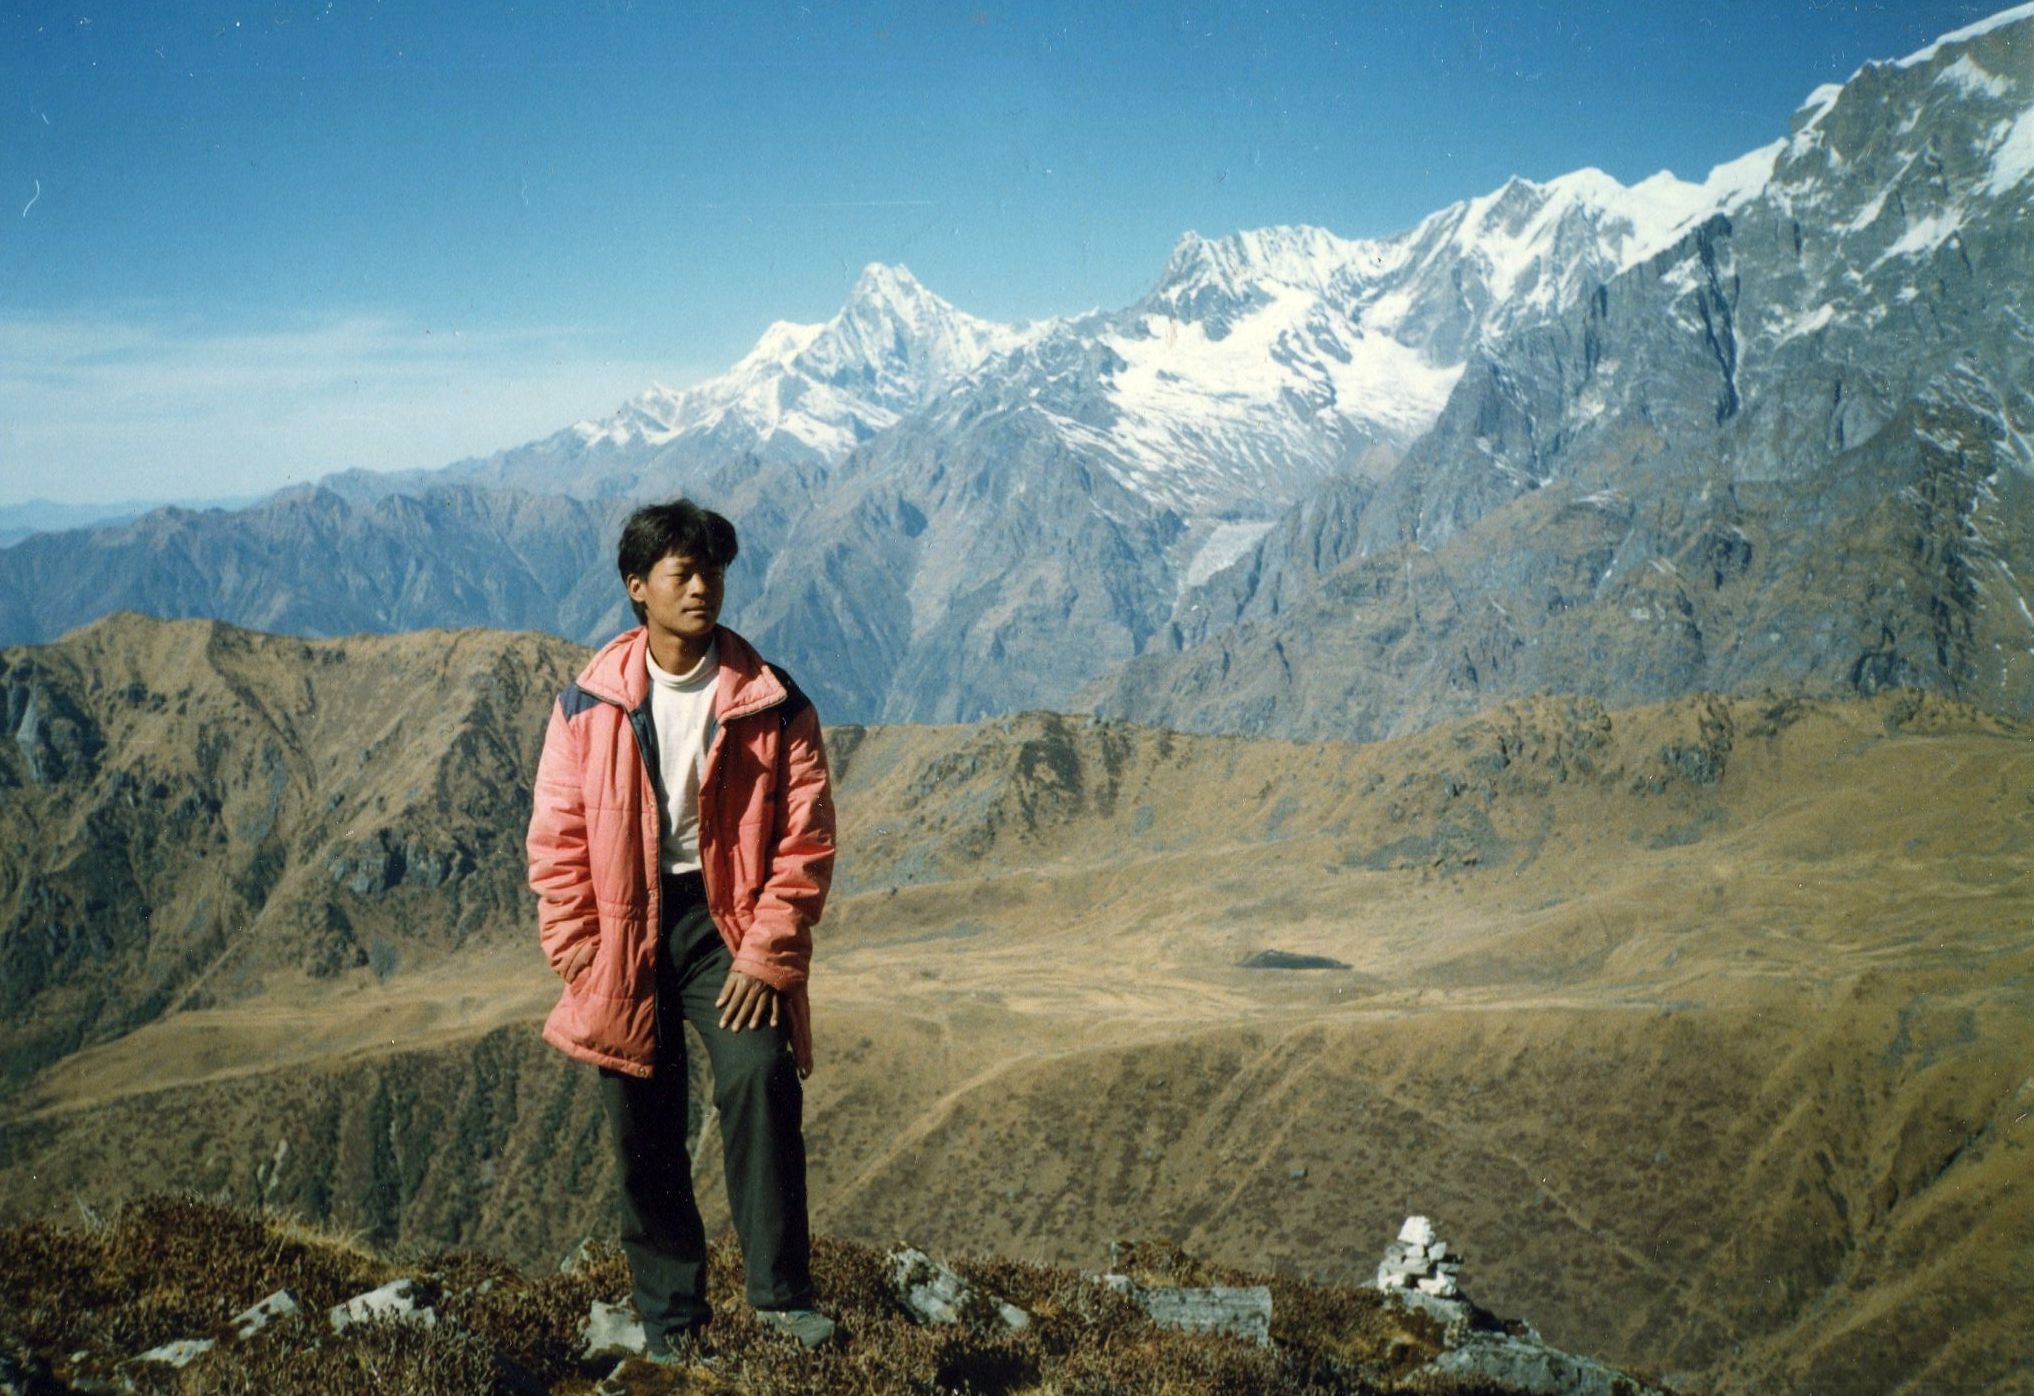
(567, 924, 628, 1001)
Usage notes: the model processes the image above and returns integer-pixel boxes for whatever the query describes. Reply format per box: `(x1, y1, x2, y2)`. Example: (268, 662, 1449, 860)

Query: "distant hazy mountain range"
(4, 6, 2029, 734)
(0, 494, 262, 549)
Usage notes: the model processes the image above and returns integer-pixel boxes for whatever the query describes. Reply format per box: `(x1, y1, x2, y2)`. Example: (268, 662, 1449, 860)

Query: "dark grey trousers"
(597, 870, 813, 1340)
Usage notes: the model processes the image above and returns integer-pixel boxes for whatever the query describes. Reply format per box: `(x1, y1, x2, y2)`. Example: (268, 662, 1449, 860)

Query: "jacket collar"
(574, 623, 786, 720)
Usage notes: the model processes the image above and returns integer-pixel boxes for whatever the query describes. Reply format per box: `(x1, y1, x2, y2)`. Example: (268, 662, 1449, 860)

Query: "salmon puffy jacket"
(526, 623, 835, 1077)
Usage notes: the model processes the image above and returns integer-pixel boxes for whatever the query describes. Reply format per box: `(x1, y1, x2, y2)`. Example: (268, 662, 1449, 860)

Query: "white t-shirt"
(644, 638, 719, 874)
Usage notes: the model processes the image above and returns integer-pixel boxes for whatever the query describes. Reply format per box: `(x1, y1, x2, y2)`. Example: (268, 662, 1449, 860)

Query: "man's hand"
(560, 939, 596, 985)
(716, 968, 780, 1031)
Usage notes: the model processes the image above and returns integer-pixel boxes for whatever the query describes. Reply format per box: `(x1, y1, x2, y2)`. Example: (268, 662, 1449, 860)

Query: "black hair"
(616, 499, 739, 624)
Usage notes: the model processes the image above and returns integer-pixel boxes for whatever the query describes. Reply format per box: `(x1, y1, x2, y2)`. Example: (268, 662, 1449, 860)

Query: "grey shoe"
(643, 1326, 716, 1367)
(752, 1306, 839, 1348)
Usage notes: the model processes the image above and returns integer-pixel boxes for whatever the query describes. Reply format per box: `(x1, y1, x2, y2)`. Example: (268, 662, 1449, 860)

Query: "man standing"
(526, 498, 838, 1361)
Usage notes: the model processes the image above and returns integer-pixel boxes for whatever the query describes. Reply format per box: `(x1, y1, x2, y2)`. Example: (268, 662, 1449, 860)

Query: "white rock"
(231, 1288, 301, 1340)
(329, 1278, 436, 1333)
(135, 1337, 215, 1368)
(558, 1237, 601, 1274)
(580, 1300, 646, 1357)
(1397, 1215, 1438, 1247)
(1417, 1275, 1461, 1297)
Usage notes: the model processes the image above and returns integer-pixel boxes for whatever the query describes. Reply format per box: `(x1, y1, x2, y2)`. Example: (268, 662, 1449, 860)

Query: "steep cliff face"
(1097, 11, 2034, 738)
(1090, 389, 2034, 742)
(735, 171, 1759, 723)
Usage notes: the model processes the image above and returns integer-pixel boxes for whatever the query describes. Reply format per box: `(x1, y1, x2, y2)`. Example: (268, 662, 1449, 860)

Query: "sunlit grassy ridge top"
(0, 1193, 1591, 1395)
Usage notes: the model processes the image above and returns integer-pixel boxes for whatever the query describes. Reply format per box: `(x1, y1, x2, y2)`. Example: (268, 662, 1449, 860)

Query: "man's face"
(627, 551, 725, 642)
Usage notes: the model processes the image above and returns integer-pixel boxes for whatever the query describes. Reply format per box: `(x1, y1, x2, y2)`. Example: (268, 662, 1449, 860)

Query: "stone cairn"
(1374, 1214, 1465, 1300)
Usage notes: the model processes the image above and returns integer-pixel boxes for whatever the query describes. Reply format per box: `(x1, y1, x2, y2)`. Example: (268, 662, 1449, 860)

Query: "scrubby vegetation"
(0, 1194, 1548, 1394)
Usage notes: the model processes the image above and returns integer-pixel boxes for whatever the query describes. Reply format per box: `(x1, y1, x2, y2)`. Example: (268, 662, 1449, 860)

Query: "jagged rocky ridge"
(1093, 6, 2034, 739)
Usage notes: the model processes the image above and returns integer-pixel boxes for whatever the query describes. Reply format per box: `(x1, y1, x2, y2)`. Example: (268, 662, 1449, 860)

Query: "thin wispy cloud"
(0, 312, 697, 504)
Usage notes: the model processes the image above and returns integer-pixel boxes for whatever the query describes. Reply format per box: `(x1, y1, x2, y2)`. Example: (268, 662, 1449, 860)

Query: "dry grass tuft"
(1, 1193, 390, 1359)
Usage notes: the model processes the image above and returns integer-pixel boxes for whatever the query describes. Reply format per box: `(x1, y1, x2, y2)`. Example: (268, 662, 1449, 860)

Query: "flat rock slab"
(1422, 1333, 1667, 1396)
(1100, 1274, 1273, 1345)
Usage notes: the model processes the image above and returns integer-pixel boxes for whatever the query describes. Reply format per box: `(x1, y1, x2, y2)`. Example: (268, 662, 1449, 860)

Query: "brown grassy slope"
(2, 616, 2029, 1394)
(719, 693, 2034, 1395)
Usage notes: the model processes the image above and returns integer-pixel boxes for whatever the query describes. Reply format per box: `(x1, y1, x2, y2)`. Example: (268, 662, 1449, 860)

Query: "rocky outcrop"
(2, 668, 101, 787)
(891, 1246, 1031, 1330)
(1374, 1216, 1669, 1396)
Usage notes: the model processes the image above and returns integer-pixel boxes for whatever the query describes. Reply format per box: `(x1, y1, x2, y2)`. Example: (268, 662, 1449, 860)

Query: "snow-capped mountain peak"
(1156, 225, 1373, 298)
(960, 118, 1817, 548)
(567, 262, 1024, 464)
(1436, 153, 1777, 313)
(727, 319, 827, 376)
(1893, 1, 2034, 69)
(841, 261, 943, 318)
(802, 261, 1027, 402)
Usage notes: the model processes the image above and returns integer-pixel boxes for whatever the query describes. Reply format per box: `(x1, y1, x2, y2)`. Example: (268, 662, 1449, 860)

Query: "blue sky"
(1, 0, 2003, 507)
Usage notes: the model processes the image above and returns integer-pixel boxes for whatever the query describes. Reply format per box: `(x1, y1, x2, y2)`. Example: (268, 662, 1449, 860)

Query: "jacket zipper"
(623, 700, 668, 1064)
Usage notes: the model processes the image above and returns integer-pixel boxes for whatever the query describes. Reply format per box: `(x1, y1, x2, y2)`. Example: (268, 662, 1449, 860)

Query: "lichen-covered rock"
(891, 1246, 1030, 1330)
(1421, 1331, 1668, 1396)
(1098, 1273, 1273, 1345)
